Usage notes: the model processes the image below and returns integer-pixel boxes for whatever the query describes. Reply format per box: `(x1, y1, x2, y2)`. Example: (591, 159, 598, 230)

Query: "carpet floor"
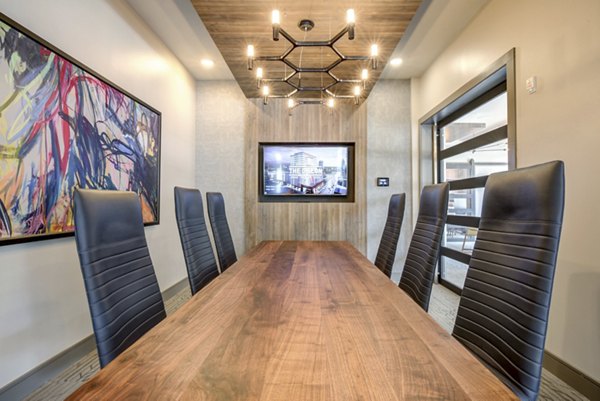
(22, 284, 588, 401)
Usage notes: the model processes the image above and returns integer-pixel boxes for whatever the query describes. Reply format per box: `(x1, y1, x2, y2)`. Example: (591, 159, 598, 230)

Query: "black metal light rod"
(298, 68, 328, 73)
(325, 58, 344, 71)
(281, 45, 296, 59)
(255, 56, 282, 62)
(262, 78, 287, 82)
(329, 27, 350, 45)
(297, 87, 328, 92)
(345, 55, 370, 61)
(279, 28, 296, 45)
(298, 100, 324, 105)
(331, 46, 344, 59)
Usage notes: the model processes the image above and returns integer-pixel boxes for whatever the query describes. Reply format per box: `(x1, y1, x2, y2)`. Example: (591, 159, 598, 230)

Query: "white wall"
(411, 0, 600, 381)
(0, 0, 196, 388)
(196, 81, 246, 256)
(366, 80, 413, 282)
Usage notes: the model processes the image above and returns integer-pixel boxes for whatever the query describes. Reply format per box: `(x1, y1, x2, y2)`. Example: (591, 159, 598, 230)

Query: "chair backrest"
(73, 188, 166, 368)
(452, 161, 565, 401)
(398, 182, 449, 311)
(206, 192, 237, 271)
(374, 193, 406, 278)
(174, 187, 220, 294)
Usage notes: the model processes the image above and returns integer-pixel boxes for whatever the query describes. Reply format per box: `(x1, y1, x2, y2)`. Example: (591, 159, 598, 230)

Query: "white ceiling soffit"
(126, 0, 233, 80)
(380, 0, 490, 79)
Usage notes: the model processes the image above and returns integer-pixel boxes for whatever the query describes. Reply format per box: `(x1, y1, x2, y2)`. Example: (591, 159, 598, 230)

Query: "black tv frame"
(258, 142, 355, 203)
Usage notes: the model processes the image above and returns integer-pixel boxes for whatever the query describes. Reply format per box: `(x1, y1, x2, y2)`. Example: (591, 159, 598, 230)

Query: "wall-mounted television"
(259, 142, 355, 203)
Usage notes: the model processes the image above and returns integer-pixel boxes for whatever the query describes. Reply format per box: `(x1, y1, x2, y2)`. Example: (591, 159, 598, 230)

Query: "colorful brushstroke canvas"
(0, 14, 161, 245)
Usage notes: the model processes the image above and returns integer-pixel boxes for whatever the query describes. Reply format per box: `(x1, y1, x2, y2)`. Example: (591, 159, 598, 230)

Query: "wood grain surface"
(191, 0, 421, 100)
(67, 241, 518, 401)
(245, 99, 367, 253)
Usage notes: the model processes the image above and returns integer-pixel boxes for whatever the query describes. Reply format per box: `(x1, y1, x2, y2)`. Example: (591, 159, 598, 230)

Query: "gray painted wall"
(366, 80, 413, 283)
(196, 81, 247, 257)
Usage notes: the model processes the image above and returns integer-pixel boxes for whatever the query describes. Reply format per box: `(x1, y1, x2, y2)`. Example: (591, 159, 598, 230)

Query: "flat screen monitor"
(259, 142, 355, 203)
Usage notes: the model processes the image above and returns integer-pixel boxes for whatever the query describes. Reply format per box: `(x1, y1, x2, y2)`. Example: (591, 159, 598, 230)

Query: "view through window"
(419, 51, 515, 295)
(436, 88, 515, 293)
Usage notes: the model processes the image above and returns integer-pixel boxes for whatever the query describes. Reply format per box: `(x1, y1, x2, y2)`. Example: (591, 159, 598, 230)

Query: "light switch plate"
(526, 76, 537, 94)
(377, 177, 389, 187)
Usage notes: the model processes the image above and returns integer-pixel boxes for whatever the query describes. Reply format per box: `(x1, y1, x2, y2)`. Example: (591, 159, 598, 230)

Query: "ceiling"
(126, 0, 490, 98)
(190, 0, 421, 100)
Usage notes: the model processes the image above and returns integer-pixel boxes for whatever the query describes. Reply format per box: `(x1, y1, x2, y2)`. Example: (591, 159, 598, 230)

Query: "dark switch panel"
(377, 177, 389, 187)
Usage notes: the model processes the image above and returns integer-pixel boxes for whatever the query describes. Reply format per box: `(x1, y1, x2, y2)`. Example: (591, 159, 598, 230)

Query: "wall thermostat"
(377, 177, 389, 187)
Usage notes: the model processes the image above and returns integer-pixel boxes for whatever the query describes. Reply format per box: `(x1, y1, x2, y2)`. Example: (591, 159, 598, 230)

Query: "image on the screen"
(263, 146, 349, 196)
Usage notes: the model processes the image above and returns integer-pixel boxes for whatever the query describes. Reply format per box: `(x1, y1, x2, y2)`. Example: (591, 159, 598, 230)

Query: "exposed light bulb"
(255, 67, 263, 88)
(272, 9, 280, 25)
(287, 98, 295, 108)
(346, 9, 356, 24)
(353, 85, 361, 97)
(262, 85, 270, 96)
(371, 44, 378, 57)
(247, 45, 255, 57)
(327, 98, 335, 108)
(361, 68, 368, 80)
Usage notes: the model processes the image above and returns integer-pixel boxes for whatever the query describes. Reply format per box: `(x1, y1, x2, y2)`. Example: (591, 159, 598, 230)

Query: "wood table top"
(67, 241, 518, 400)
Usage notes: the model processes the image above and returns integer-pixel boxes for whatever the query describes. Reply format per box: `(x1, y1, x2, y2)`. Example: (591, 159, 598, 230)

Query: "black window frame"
(419, 49, 516, 295)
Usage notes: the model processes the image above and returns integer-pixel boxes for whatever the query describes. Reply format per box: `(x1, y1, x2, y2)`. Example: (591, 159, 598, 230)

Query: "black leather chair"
(452, 161, 565, 401)
(73, 188, 166, 368)
(374, 193, 406, 278)
(174, 187, 220, 295)
(398, 183, 449, 311)
(206, 192, 237, 271)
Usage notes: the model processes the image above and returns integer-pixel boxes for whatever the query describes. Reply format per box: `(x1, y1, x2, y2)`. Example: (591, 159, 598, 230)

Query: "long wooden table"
(67, 241, 518, 400)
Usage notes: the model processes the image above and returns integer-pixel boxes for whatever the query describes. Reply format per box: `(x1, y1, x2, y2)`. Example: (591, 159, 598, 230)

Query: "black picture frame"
(0, 13, 162, 246)
(258, 142, 355, 203)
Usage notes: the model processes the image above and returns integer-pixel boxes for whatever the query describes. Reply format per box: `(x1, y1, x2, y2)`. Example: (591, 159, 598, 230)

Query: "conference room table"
(67, 240, 518, 400)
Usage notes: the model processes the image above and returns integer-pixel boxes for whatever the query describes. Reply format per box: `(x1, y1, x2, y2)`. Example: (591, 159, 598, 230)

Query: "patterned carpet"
(428, 284, 589, 401)
(22, 284, 588, 401)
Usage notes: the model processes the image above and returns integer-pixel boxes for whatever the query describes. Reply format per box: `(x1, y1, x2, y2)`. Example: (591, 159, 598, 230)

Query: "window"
(419, 50, 515, 294)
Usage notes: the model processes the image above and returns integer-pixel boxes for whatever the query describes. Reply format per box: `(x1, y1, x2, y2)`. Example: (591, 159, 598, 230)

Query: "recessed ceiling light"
(201, 59, 214, 68)
(390, 58, 403, 66)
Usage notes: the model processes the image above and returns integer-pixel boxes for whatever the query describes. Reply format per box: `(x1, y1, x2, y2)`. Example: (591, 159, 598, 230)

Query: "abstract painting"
(0, 13, 161, 245)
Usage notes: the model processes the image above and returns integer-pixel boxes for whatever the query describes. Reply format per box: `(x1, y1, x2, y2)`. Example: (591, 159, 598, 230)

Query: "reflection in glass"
(441, 139, 508, 182)
(441, 256, 469, 289)
(443, 225, 478, 254)
(440, 92, 507, 150)
(448, 188, 485, 217)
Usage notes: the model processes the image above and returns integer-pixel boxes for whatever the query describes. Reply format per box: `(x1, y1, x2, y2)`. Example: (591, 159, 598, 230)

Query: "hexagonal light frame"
(247, 9, 377, 109)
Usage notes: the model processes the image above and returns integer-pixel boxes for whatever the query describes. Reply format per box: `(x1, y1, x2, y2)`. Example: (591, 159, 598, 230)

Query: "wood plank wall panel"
(245, 99, 367, 252)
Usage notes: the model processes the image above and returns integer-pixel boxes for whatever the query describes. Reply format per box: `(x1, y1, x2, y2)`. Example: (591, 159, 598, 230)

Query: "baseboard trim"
(161, 277, 189, 304)
(0, 278, 189, 401)
(544, 351, 600, 400)
(0, 335, 96, 401)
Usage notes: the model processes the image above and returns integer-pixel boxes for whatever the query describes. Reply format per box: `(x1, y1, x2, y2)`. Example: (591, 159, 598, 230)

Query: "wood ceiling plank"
(192, 0, 421, 100)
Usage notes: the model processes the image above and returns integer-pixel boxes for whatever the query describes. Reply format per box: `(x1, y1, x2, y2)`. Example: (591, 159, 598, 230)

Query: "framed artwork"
(0, 13, 161, 246)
